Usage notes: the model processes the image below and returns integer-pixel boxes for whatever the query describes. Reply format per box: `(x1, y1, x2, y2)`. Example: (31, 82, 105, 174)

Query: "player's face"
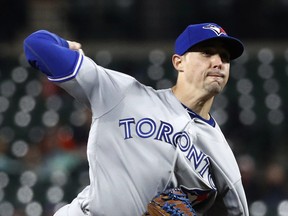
(173, 42, 230, 97)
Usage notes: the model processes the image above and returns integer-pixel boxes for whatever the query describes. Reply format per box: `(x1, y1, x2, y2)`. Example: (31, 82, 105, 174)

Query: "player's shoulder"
(90, 61, 174, 97)
(84, 57, 137, 85)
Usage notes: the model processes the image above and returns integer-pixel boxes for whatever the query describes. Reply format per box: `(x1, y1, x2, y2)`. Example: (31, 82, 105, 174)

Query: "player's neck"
(171, 86, 214, 120)
(188, 100, 213, 120)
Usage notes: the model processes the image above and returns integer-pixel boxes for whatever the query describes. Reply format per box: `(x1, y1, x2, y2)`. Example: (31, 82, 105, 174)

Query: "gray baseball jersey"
(58, 56, 248, 216)
(23, 31, 249, 216)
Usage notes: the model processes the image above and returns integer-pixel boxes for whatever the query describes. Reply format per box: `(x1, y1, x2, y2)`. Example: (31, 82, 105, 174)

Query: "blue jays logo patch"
(203, 24, 227, 36)
(181, 187, 216, 207)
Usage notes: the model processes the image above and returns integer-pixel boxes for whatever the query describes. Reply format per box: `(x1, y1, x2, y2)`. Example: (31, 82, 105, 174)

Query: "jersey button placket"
(186, 120, 197, 141)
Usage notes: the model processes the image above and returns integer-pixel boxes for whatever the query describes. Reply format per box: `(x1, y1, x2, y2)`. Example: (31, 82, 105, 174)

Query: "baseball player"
(23, 23, 249, 215)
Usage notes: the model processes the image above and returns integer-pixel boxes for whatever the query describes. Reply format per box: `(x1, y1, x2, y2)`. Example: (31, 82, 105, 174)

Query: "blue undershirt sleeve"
(23, 30, 83, 82)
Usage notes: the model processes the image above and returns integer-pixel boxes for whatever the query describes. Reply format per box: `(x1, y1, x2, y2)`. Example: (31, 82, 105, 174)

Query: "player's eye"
(219, 52, 230, 63)
(201, 49, 230, 63)
(201, 48, 214, 56)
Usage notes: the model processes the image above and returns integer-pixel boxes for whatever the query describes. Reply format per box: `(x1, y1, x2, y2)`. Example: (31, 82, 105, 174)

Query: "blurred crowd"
(3, 0, 288, 43)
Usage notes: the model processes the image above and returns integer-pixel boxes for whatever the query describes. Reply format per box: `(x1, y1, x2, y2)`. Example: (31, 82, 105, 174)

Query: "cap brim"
(198, 36, 244, 60)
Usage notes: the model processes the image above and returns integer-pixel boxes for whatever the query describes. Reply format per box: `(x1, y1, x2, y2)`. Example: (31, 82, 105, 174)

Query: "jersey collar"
(182, 104, 216, 127)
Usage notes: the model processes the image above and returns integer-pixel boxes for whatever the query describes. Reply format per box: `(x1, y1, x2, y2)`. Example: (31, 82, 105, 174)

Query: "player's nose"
(211, 54, 224, 69)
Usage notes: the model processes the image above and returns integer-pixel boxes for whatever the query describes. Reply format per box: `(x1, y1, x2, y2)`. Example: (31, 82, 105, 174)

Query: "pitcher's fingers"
(67, 40, 82, 50)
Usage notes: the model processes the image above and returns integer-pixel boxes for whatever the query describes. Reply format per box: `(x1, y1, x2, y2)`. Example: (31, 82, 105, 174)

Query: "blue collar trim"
(182, 104, 216, 127)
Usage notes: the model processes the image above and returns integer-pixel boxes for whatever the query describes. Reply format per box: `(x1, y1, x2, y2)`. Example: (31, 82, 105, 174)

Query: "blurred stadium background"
(1, 0, 288, 215)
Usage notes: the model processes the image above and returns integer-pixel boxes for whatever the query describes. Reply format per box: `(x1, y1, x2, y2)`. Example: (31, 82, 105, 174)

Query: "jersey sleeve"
(223, 180, 249, 215)
(58, 57, 135, 117)
(23, 30, 83, 82)
(23, 30, 136, 117)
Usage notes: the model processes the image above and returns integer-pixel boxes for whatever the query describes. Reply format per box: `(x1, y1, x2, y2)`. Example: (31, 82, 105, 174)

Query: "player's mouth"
(207, 72, 225, 79)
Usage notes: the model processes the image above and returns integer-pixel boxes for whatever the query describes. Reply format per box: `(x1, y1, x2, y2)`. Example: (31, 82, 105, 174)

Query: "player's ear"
(172, 54, 184, 72)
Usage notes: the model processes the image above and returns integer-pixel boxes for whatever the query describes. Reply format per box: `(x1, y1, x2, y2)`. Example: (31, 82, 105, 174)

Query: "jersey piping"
(182, 104, 216, 127)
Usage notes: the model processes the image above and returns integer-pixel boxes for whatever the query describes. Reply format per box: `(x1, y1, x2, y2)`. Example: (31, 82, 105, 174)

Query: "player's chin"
(206, 83, 224, 95)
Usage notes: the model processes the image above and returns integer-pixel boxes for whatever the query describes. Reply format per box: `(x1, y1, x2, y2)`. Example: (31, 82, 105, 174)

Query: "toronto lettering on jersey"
(119, 117, 216, 189)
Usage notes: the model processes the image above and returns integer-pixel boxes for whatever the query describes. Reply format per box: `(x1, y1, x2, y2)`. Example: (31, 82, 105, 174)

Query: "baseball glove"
(143, 188, 197, 216)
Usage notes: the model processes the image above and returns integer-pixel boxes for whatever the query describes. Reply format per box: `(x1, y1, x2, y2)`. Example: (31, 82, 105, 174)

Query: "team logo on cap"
(203, 24, 227, 36)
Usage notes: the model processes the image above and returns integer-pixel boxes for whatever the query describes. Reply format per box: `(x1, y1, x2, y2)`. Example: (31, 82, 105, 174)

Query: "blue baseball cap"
(174, 23, 244, 60)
